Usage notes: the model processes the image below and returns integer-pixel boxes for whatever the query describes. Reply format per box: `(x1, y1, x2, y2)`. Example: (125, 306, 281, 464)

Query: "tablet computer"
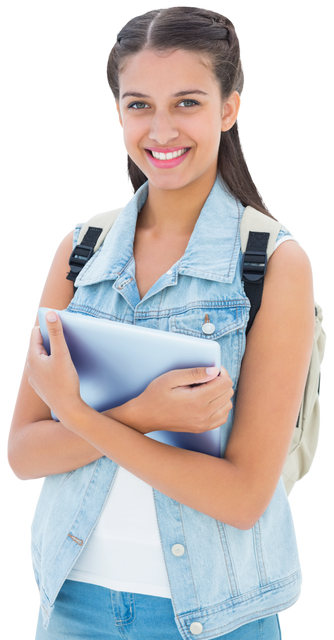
(38, 308, 222, 457)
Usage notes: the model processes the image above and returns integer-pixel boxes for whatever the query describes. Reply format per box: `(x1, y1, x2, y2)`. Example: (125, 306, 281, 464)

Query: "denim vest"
(31, 177, 301, 637)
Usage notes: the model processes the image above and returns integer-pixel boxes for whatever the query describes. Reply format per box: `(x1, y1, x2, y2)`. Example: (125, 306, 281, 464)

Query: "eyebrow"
(121, 89, 208, 99)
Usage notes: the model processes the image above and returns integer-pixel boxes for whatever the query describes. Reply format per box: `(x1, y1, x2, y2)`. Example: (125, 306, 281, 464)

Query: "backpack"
(67, 206, 326, 495)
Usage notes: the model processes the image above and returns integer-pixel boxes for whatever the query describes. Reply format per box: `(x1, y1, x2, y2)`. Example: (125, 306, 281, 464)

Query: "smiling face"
(116, 48, 239, 193)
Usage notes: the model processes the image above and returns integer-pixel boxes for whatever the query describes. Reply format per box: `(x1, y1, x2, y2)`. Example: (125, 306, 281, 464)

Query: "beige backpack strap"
(240, 206, 282, 258)
(67, 207, 123, 283)
(77, 208, 123, 253)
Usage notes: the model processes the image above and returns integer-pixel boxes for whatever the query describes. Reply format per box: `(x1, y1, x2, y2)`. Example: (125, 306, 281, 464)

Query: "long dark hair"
(107, 7, 271, 216)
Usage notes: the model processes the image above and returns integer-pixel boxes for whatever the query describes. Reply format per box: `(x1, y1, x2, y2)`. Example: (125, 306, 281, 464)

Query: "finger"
(166, 366, 220, 389)
(29, 326, 49, 358)
(207, 386, 234, 414)
(45, 311, 70, 357)
(188, 369, 233, 402)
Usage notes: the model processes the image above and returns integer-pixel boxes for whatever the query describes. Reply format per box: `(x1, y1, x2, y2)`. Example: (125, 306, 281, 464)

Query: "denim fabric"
(31, 176, 300, 638)
(35, 580, 281, 640)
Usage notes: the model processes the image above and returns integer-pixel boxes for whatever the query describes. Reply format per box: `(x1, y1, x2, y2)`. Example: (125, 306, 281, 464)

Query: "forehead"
(119, 48, 219, 98)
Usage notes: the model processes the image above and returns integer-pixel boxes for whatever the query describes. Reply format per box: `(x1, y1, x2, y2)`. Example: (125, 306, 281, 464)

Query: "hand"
(26, 311, 82, 420)
(123, 366, 234, 434)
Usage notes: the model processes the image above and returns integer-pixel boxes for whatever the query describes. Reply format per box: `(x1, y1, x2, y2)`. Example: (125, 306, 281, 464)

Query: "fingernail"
(46, 311, 58, 323)
(206, 366, 219, 376)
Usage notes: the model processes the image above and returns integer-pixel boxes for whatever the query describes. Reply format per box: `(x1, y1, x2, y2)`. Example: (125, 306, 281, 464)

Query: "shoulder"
(267, 239, 313, 299)
(271, 234, 312, 265)
(53, 230, 76, 263)
(45, 230, 75, 290)
(37, 230, 76, 319)
(248, 238, 314, 360)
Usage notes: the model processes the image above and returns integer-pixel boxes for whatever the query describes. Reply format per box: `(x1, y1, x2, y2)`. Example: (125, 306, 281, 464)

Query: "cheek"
(122, 118, 146, 155)
(192, 117, 222, 158)
(194, 135, 221, 174)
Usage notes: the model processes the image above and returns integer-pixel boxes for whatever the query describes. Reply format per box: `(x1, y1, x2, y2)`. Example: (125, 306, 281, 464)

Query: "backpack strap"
(240, 206, 282, 334)
(67, 208, 123, 282)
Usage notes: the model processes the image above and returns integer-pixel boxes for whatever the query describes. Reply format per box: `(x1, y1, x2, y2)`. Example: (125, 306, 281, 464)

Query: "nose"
(148, 111, 179, 145)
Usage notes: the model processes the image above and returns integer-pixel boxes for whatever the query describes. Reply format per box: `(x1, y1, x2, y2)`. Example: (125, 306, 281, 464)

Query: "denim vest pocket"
(169, 302, 248, 387)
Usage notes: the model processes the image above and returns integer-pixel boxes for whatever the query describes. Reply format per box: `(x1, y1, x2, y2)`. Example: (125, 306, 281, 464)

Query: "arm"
(8, 233, 233, 480)
(8, 231, 105, 478)
(224, 240, 315, 525)
(20, 240, 314, 528)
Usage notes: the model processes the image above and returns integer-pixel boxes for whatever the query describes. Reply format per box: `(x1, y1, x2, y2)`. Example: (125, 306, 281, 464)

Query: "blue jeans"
(35, 580, 281, 639)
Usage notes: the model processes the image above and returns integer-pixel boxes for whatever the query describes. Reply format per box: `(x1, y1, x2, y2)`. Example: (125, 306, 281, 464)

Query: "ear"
(221, 91, 241, 132)
(113, 100, 127, 154)
(113, 100, 123, 129)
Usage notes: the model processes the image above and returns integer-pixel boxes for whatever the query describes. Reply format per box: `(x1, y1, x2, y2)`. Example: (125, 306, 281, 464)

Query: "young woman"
(8, 7, 314, 640)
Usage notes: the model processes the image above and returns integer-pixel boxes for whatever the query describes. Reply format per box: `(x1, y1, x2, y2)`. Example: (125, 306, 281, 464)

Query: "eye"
(128, 102, 146, 111)
(179, 100, 199, 107)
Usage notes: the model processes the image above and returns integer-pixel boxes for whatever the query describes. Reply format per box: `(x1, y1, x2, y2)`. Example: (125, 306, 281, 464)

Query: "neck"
(138, 170, 217, 237)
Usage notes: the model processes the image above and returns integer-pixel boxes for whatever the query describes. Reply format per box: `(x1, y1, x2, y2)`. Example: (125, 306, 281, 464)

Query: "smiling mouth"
(147, 148, 190, 161)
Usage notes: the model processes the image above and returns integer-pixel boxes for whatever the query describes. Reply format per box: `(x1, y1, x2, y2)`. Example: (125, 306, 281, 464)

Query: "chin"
(144, 168, 200, 192)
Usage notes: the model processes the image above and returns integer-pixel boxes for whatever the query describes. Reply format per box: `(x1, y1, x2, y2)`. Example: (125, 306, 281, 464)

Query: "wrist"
(104, 395, 153, 434)
(55, 396, 89, 431)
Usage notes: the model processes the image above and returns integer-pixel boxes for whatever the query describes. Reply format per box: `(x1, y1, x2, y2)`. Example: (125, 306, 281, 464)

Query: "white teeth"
(151, 148, 188, 160)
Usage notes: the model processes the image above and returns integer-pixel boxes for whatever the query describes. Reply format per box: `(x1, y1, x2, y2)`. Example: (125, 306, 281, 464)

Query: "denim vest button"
(190, 621, 203, 635)
(167, 269, 173, 275)
(172, 543, 185, 556)
(202, 322, 215, 335)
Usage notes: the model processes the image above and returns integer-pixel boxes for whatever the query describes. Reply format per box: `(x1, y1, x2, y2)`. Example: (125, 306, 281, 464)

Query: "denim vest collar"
(74, 176, 244, 288)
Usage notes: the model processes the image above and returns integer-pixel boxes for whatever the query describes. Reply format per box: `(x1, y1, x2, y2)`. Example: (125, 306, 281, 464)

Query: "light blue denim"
(35, 580, 281, 639)
(31, 176, 300, 639)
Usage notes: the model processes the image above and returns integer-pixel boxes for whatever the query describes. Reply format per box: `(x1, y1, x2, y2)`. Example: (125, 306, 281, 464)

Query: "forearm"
(8, 418, 103, 480)
(103, 398, 150, 434)
(9, 392, 155, 481)
(61, 400, 249, 528)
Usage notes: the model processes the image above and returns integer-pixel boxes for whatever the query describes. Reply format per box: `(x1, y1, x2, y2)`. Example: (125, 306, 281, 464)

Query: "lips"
(145, 147, 191, 168)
